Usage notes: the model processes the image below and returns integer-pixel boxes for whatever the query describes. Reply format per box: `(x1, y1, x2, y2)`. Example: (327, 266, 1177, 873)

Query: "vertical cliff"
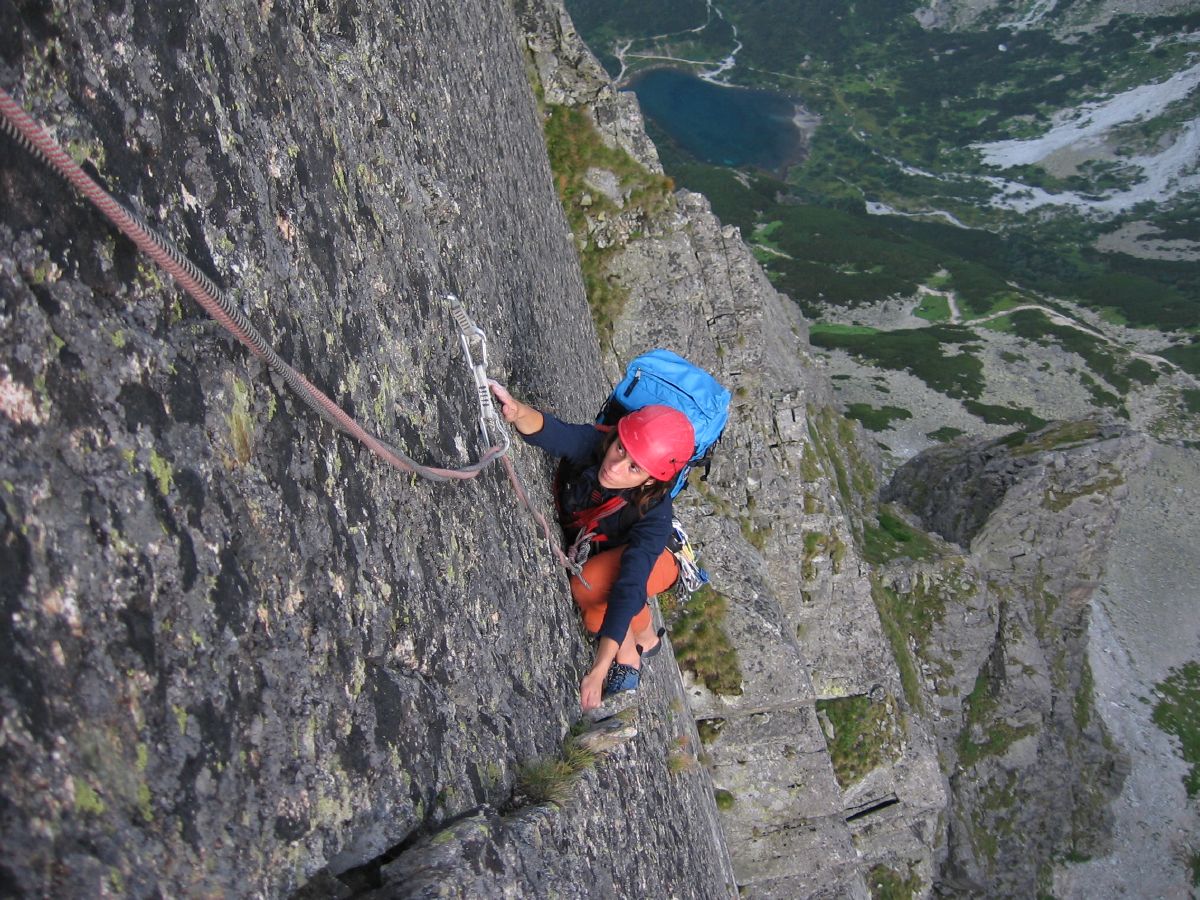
(0, 1, 735, 895)
(883, 422, 1148, 895)
(2, 0, 1158, 897)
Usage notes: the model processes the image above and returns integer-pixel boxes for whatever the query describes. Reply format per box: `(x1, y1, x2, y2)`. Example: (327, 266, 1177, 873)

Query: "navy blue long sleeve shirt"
(522, 413, 674, 644)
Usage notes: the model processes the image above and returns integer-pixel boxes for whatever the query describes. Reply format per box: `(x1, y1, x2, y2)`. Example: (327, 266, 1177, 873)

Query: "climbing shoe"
(637, 627, 667, 665)
(603, 660, 640, 697)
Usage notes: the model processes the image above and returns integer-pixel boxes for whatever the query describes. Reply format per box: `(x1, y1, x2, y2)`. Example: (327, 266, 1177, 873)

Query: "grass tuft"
(816, 693, 905, 788)
(515, 731, 600, 807)
(516, 757, 576, 807)
(1151, 660, 1200, 798)
(667, 748, 697, 775)
(541, 103, 674, 336)
(867, 863, 922, 900)
(661, 585, 743, 696)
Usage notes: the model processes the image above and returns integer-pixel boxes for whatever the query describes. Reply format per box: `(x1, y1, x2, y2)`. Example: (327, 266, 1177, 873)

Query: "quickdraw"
(670, 517, 709, 595)
(449, 294, 508, 457)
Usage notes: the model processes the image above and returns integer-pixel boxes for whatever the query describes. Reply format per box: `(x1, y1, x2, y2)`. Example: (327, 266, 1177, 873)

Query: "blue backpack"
(597, 349, 731, 498)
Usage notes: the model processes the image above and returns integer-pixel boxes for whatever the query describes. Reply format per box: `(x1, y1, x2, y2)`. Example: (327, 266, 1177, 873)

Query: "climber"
(489, 380, 694, 714)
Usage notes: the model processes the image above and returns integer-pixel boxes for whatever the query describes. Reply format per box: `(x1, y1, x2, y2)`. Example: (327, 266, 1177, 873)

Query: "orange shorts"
(570, 546, 679, 637)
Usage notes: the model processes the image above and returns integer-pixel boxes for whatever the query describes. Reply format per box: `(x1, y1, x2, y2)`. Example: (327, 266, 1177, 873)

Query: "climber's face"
(598, 437, 655, 490)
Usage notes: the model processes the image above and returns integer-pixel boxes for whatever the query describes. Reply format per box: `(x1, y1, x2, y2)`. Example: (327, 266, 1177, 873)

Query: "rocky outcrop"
(2, 0, 1158, 896)
(883, 422, 1132, 546)
(0, 1, 734, 895)
(883, 421, 1149, 895)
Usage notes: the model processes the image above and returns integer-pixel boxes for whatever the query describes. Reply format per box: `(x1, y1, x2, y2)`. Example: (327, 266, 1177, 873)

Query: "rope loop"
(0, 85, 504, 483)
(0, 85, 596, 581)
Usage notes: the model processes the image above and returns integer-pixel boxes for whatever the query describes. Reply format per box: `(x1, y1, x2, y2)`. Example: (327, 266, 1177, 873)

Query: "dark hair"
(597, 428, 674, 513)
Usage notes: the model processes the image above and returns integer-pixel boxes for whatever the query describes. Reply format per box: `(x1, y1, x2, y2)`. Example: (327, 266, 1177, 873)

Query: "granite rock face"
(883, 422, 1149, 896)
(0, 1, 734, 896)
(1, 0, 1156, 896)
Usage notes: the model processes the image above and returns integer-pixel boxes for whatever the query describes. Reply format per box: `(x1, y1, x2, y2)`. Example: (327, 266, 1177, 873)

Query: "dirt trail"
(955, 302, 1197, 388)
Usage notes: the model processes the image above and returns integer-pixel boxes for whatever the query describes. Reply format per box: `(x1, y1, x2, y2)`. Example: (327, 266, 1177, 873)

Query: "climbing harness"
(563, 495, 628, 572)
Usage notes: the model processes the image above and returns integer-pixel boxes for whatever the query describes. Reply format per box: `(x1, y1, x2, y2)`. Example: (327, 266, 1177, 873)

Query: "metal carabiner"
(448, 294, 509, 455)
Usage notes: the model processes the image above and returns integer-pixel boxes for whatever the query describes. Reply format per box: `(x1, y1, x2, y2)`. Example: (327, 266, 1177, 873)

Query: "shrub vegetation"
(810, 324, 985, 399)
(1151, 660, 1200, 798)
(661, 585, 744, 696)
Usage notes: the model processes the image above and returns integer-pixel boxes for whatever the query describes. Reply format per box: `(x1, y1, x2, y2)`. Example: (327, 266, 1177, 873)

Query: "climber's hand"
(580, 670, 605, 712)
(489, 380, 543, 435)
(488, 380, 520, 423)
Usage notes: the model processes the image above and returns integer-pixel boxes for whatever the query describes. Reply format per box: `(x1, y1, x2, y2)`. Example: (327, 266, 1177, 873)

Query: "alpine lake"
(624, 68, 804, 176)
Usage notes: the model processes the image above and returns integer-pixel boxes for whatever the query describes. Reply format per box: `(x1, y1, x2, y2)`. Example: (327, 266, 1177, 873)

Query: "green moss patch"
(963, 399, 1046, 429)
(926, 426, 965, 442)
(958, 669, 1038, 767)
(1151, 660, 1200, 798)
(845, 402, 913, 432)
(661, 585, 743, 696)
(816, 693, 905, 789)
(1006, 420, 1100, 456)
(867, 863, 921, 900)
(863, 506, 938, 564)
(914, 292, 951, 322)
(808, 405, 877, 511)
(871, 568, 976, 709)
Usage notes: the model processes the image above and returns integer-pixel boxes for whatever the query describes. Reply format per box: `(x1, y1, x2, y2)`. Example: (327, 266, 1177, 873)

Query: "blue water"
(626, 68, 801, 172)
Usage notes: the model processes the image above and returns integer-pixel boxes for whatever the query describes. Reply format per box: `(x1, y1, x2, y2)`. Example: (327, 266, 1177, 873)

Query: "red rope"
(0, 85, 503, 482)
(0, 85, 594, 582)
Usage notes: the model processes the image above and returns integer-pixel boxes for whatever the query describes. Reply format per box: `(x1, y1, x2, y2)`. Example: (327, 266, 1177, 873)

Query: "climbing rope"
(0, 85, 503, 483)
(0, 84, 596, 581)
(499, 452, 587, 582)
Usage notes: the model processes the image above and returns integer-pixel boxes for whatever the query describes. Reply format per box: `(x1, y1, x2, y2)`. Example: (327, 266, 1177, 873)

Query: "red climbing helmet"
(617, 405, 695, 482)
